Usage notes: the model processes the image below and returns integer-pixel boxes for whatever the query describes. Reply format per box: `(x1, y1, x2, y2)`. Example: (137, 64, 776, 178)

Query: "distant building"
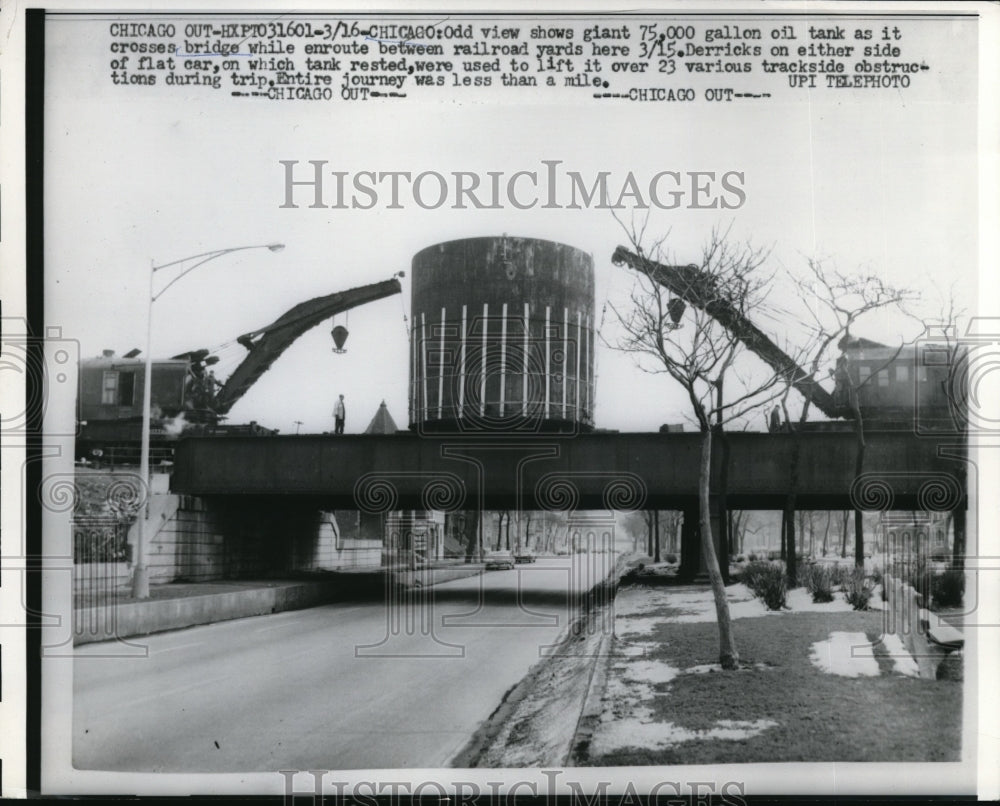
(832, 333, 965, 430)
(880, 511, 951, 560)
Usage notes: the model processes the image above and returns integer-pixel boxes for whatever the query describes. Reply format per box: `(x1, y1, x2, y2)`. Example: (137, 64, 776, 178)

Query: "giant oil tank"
(409, 236, 595, 433)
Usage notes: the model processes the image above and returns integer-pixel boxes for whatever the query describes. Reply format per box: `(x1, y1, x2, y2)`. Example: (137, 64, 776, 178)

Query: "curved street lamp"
(133, 243, 284, 598)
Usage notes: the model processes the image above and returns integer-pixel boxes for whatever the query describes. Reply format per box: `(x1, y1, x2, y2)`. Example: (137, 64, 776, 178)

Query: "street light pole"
(134, 259, 156, 598)
(133, 242, 284, 599)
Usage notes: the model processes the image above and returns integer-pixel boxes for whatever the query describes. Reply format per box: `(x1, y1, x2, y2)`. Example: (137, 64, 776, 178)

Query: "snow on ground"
(590, 717, 778, 756)
(613, 589, 681, 616)
(809, 631, 881, 677)
(616, 616, 661, 636)
(603, 673, 656, 720)
(684, 661, 774, 675)
(880, 632, 920, 677)
(616, 583, 868, 626)
(620, 658, 682, 684)
(615, 584, 766, 624)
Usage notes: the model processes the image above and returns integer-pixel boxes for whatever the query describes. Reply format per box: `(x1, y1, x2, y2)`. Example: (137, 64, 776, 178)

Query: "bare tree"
(644, 510, 660, 561)
(777, 258, 916, 576)
(461, 509, 481, 563)
(906, 284, 968, 569)
(610, 225, 786, 670)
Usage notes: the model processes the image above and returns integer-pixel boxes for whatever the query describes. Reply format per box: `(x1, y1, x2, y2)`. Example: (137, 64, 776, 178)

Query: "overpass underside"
(166, 430, 969, 582)
(172, 430, 968, 514)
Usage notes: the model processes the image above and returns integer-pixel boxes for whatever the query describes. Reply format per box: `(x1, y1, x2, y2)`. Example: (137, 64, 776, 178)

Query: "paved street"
(73, 555, 615, 771)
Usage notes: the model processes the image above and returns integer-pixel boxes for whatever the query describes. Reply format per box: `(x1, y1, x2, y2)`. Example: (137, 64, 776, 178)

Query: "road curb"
(392, 565, 485, 589)
(452, 553, 643, 767)
(566, 618, 615, 765)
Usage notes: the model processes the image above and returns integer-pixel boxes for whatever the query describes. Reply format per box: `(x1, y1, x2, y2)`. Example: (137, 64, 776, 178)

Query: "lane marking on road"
(152, 641, 205, 656)
(88, 673, 234, 715)
(253, 606, 368, 633)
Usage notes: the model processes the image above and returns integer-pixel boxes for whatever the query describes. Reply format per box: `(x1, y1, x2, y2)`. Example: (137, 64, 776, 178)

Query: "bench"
(885, 574, 964, 679)
(919, 608, 965, 651)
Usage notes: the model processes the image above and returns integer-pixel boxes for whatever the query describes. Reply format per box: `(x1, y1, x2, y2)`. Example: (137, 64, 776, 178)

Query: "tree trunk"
(464, 510, 480, 563)
(505, 512, 511, 551)
(784, 504, 797, 584)
(952, 508, 966, 570)
(732, 511, 744, 555)
(780, 509, 788, 561)
(699, 427, 739, 670)
(654, 510, 661, 563)
(822, 510, 832, 557)
(854, 509, 865, 568)
(850, 394, 867, 569)
(717, 429, 731, 584)
(840, 510, 849, 558)
(784, 423, 803, 585)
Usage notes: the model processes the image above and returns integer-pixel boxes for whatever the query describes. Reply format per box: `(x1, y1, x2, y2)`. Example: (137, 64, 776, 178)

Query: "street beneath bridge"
(73, 555, 615, 771)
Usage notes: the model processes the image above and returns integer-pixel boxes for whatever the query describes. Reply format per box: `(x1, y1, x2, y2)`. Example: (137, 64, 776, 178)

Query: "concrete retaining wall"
(74, 580, 342, 645)
(292, 516, 382, 571)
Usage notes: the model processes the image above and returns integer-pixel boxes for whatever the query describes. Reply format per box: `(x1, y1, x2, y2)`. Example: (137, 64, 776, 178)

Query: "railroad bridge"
(170, 429, 968, 576)
(123, 235, 971, 583)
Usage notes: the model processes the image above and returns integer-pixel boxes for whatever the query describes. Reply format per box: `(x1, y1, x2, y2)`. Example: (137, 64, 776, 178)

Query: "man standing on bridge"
(334, 394, 346, 435)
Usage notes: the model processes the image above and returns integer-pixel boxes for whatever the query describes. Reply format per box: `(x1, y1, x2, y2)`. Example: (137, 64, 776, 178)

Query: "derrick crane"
(611, 245, 842, 418)
(176, 277, 402, 417)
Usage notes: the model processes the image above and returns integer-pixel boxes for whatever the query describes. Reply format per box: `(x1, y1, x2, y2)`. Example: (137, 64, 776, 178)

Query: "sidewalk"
(574, 580, 962, 764)
(73, 564, 485, 645)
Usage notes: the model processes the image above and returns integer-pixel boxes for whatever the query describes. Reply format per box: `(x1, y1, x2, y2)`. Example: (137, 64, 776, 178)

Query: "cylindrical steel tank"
(409, 236, 595, 432)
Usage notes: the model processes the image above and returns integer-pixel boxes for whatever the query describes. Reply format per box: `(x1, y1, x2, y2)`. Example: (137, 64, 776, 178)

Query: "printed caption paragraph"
(103, 16, 961, 103)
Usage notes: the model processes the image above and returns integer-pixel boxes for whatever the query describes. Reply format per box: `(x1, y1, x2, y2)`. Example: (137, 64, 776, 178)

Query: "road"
(73, 554, 616, 772)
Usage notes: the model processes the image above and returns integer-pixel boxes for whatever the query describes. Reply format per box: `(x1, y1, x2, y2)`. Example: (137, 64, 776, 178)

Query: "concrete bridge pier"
(679, 506, 700, 580)
(677, 501, 731, 583)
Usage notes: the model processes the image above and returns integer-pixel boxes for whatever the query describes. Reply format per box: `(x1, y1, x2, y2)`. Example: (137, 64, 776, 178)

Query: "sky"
(43, 12, 979, 436)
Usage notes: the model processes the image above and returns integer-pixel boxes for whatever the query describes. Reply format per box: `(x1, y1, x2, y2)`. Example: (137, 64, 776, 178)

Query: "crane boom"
(611, 245, 842, 418)
(213, 277, 402, 415)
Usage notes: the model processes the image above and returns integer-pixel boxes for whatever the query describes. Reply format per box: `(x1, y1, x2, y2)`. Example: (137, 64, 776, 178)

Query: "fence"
(73, 516, 132, 641)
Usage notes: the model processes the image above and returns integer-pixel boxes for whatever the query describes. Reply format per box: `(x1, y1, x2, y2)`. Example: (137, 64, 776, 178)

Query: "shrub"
(664, 553, 678, 564)
(735, 554, 746, 563)
(869, 566, 884, 587)
(741, 560, 787, 610)
(829, 563, 851, 590)
(932, 570, 965, 608)
(802, 563, 834, 603)
(844, 568, 874, 610)
(739, 559, 766, 589)
(748, 552, 759, 562)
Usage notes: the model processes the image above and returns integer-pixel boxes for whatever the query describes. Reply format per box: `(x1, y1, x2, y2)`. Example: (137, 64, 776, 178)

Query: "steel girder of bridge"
(171, 430, 968, 514)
